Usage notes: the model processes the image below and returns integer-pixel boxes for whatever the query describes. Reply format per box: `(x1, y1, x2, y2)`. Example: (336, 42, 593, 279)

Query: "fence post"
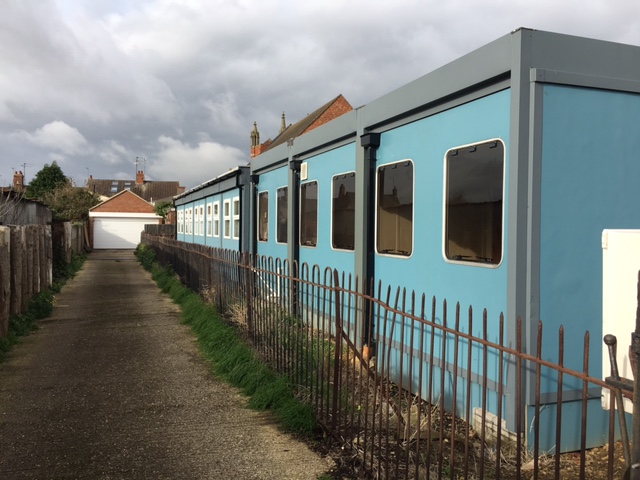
(331, 268, 343, 431)
(0, 226, 10, 338)
(243, 252, 253, 338)
(9, 227, 22, 316)
(631, 271, 640, 479)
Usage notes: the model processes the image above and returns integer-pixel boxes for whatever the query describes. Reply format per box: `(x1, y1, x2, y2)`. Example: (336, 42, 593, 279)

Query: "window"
(199, 205, 204, 236)
(110, 181, 118, 193)
(376, 160, 413, 256)
(185, 208, 192, 235)
(300, 181, 318, 247)
(223, 199, 231, 238)
(206, 203, 213, 236)
(194, 206, 199, 235)
(332, 172, 355, 250)
(177, 209, 184, 234)
(258, 192, 269, 242)
(213, 201, 220, 237)
(232, 197, 240, 240)
(276, 187, 288, 244)
(444, 139, 504, 265)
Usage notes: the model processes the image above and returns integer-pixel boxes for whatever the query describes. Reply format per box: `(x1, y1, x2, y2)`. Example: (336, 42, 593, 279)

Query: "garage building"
(89, 190, 161, 249)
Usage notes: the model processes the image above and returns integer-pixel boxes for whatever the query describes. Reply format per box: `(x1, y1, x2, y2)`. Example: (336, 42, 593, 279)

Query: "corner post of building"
(248, 172, 259, 256)
(355, 109, 380, 351)
(288, 140, 301, 317)
(246, 171, 260, 338)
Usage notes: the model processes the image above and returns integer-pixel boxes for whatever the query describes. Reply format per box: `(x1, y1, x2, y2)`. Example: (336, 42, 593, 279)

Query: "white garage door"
(94, 217, 152, 249)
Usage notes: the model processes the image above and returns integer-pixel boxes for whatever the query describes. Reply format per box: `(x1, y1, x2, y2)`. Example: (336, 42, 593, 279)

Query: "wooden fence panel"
(9, 226, 23, 317)
(0, 224, 57, 338)
(0, 226, 10, 337)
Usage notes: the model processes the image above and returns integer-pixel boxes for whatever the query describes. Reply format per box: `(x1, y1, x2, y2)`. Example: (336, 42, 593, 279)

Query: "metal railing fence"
(142, 234, 630, 479)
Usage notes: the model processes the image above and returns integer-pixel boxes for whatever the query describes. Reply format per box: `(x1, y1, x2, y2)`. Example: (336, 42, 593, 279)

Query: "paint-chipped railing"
(141, 234, 629, 479)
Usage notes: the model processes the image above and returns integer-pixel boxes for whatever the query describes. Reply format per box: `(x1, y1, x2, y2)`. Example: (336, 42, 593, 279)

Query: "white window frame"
(223, 199, 231, 239)
(213, 201, 220, 238)
(186, 208, 192, 235)
(258, 191, 269, 242)
(331, 171, 356, 251)
(198, 205, 204, 236)
(443, 138, 505, 268)
(276, 186, 288, 244)
(206, 203, 213, 237)
(232, 196, 240, 240)
(177, 209, 184, 234)
(299, 181, 318, 248)
(374, 159, 414, 258)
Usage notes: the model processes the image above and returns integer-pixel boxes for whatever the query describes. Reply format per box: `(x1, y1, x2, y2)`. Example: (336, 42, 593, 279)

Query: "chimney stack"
(13, 171, 24, 192)
(136, 170, 144, 185)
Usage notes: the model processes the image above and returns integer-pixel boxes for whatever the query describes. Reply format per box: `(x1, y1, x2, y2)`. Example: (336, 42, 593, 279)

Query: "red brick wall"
(251, 140, 272, 158)
(92, 191, 155, 214)
(306, 95, 353, 133)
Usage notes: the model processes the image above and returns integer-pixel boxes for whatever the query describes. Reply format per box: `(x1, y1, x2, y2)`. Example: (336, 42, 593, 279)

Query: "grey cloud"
(1, 0, 639, 190)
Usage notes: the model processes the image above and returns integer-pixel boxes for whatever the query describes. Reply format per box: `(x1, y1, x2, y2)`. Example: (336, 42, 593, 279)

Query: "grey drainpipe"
(249, 173, 259, 256)
(358, 131, 381, 349)
(288, 140, 301, 316)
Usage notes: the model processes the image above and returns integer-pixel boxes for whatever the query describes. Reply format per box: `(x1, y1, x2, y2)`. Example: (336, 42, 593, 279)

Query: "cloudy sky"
(1, 0, 639, 190)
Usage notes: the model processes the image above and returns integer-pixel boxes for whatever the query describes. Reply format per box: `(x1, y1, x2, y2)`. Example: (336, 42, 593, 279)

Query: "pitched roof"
(89, 189, 156, 214)
(87, 178, 184, 203)
(265, 94, 352, 151)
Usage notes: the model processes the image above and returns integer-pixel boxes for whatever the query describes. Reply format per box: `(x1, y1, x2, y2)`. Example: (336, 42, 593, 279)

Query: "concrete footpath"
(0, 250, 331, 479)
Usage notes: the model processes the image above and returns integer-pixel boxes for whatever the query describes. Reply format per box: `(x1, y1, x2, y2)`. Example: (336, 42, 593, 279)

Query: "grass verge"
(0, 252, 86, 363)
(135, 244, 318, 436)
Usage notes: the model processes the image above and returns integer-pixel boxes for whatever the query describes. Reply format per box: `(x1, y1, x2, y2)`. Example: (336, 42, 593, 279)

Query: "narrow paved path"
(0, 250, 330, 479)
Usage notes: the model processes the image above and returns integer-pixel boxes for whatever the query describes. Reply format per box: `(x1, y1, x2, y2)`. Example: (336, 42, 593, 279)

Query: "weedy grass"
(0, 252, 86, 363)
(135, 244, 319, 436)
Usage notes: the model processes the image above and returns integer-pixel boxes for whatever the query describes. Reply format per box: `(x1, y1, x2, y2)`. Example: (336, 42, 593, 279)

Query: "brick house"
(86, 170, 185, 204)
(88, 189, 161, 249)
(250, 94, 353, 158)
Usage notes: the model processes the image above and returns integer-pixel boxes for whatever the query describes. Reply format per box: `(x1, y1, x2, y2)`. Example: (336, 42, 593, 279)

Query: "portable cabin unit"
(249, 28, 640, 451)
(174, 166, 251, 252)
(252, 140, 358, 279)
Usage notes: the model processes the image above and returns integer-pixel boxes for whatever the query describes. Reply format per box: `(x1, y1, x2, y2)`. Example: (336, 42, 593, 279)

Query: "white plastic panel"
(601, 229, 640, 413)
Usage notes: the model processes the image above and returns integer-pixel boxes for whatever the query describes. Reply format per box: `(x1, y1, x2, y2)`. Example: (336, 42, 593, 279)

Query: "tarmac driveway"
(0, 250, 330, 479)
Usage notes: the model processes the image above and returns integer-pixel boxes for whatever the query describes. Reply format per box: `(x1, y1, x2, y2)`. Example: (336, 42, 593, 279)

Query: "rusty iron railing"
(142, 234, 631, 479)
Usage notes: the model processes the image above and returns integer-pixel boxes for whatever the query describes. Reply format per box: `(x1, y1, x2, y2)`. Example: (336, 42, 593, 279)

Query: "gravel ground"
(0, 250, 332, 479)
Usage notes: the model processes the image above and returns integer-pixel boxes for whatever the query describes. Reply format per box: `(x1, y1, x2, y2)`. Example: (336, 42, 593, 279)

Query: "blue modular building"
(175, 166, 251, 252)
(175, 28, 640, 451)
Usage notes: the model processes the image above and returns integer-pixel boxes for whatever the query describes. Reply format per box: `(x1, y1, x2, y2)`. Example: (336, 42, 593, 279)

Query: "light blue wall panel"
(298, 143, 357, 280)
(539, 85, 640, 378)
(374, 89, 511, 338)
(256, 166, 288, 261)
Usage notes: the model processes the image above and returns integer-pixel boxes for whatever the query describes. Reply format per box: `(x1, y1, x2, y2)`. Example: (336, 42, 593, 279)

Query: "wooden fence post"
(33, 225, 41, 295)
(22, 226, 31, 312)
(10, 227, 23, 316)
(0, 226, 11, 337)
(45, 225, 52, 288)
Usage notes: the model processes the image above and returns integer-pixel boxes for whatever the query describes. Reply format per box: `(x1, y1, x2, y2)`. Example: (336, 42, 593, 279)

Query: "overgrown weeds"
(0, 251, 85, 363)
(134, 244, 319, 436)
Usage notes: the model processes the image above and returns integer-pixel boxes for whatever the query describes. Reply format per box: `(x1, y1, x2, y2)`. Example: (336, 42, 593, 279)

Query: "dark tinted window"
(445, 140, 504, 265)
